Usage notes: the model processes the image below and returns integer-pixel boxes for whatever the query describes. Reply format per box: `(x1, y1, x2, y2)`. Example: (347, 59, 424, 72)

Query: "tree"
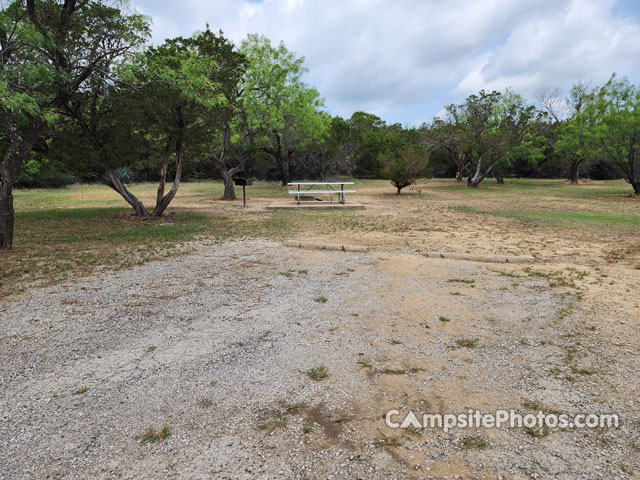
(0, 0, 148, 248)
(380, 141, 430, 194)
(555, 83, 599, 184)
(239, 34, 328, 185)
(592, 75, 640, 195)
(347, 112, 389, 178)
(429, 107, 469, 182)
(296, 114, 355, 180)
(457, 90, 543, 187)
(65, 34, 227, 216)
(188, 29, 247, 200)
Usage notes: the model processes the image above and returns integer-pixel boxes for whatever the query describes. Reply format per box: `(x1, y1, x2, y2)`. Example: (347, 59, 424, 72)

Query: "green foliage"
(554, 82, 600, 181)
(239, 34, 329, 183)
(16, 152, 77, 188)
(447, 89, 543, 187)
(591, 75, 640, 194)
(380, 143, 430, 194)
(348, 112, 389, 177)
(1, 0, 150, 124)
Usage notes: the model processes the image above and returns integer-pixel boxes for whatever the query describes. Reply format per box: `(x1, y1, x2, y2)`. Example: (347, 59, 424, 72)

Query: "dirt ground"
(1, 181, 639, 479)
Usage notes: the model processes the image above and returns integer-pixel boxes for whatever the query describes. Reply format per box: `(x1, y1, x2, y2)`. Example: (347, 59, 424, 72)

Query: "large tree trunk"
(104, 169, 149, 217)
(455, 153, 466, 182)
(216, 123, 243, 201)
(0, 116, 43, 249)
(567, 157, 582, 185)
(629, 147, 639, 195)
(279, 161, 291, 186)
(102, 134, 185, 218)
(152, 132, 185, 217)
(264, 132, 292, 186)
(0, 183, 15, 250)
(155, 142, 171, 207)
(221, 167, 236, 200)
(467, 156, 485, 188)
(220, 164, 244, 200)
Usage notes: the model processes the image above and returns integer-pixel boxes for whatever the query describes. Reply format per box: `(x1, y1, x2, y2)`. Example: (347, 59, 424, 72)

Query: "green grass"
(451, 205, 640, 228)
(137, 425, 171, 444)
(0, 208, 213, 297)
(489, 210, 640, 228)
(436, 178, 633, 198)
(4, 178, 638, 298)
(462, 435, 488, 449)
(455, 338, 479, 348)
(2, 184, 373, 297)
(305, 365, 328, 381)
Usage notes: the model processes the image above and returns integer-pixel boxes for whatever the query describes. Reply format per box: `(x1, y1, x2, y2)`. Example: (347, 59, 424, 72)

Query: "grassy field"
(1, 178, 638, 298)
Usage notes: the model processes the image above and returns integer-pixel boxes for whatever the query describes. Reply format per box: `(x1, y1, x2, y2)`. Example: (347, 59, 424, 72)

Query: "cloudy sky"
(133, 0, 640, 126)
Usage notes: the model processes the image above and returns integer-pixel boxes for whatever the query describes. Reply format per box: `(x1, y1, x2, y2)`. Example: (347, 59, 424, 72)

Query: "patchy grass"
(447, 278, 475, 284)
(620, 463, 634, 475)
(257, 418, 287, 434)
(305, 365, 329, 381)
(73, 386, 89, 395)
(462, 435, 488, 449)
(381, 367, 407, 375)
(280, 401, 306, 413)
(455, 338, 479, 348)
(377, 430, 401, 447)
(137, 426, 171, 444)
(523, 425, 551, 438)
(6, 178, 639, 299)
(313, 296, 328, 304)
(1, 208, 210, 297)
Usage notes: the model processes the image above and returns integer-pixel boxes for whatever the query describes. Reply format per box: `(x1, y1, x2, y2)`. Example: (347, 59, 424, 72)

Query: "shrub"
(380, 144, 430, 194)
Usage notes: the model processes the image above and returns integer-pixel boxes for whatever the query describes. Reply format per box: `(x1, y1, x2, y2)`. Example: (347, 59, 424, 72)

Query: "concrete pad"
(266, 201, 365, 210)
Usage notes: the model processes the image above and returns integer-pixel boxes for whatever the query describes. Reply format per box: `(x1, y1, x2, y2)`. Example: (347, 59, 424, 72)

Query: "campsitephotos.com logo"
(385, 409, 620, 433)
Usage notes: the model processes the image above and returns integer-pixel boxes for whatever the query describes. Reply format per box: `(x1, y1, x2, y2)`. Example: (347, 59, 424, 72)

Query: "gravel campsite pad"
(1, 239, 639, 479)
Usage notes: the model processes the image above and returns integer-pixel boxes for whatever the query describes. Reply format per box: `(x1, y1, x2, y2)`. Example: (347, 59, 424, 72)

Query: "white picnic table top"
(287, 181, 356, 204)
(287, 182, 355, 185)
(288, 190, 356, 194)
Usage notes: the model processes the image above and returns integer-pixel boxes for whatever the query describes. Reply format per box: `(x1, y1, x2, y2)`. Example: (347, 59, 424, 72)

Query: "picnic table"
(287, 182, 355, 205)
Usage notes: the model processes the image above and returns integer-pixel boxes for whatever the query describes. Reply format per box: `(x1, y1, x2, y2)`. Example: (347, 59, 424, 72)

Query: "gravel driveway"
(1, 239, 638, 479)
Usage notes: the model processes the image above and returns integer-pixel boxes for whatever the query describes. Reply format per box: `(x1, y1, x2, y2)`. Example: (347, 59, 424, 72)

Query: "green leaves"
(590, 75, 640, 192)
(237, 34, 328, 182)
(381, 143, 430, 194)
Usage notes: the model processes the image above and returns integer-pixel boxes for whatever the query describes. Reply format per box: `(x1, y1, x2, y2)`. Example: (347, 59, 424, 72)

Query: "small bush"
(380, 144, 430, 194)
(306, 365, 329, 380)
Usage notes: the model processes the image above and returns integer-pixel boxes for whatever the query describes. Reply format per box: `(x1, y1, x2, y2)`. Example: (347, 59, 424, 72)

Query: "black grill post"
(233, 177, 254, 207)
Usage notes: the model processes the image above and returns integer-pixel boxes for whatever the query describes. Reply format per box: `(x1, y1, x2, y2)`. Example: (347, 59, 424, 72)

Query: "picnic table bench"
(288, 182, 355, 205)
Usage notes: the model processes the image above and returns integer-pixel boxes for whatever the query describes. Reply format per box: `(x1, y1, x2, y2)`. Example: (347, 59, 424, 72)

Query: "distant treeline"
(16, 80, 637, 192)
(2, 1, 639, 249)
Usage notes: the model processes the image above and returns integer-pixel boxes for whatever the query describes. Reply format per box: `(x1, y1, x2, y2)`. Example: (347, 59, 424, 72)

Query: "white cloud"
(133, 0, 640, 123)
(456, 0, 640, 100)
